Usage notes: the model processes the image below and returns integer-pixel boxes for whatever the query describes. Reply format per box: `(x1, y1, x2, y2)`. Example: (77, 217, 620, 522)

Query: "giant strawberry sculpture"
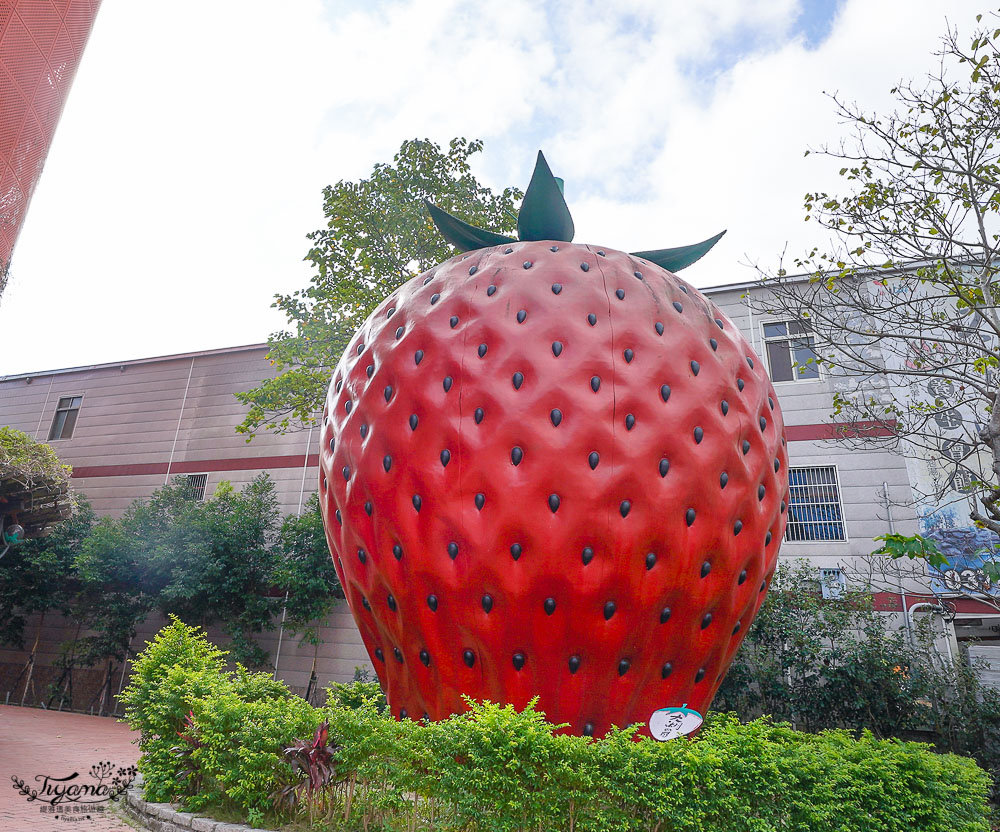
(319, 153, 788, 737)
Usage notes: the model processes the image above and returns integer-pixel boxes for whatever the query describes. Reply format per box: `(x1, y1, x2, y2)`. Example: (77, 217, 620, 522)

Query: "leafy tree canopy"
(236, 137, 522, 439)
(755, 10, 1000, 540)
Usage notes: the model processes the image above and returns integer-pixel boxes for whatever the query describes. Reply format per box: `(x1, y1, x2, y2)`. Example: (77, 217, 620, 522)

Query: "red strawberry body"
(319, 240, 788, 737)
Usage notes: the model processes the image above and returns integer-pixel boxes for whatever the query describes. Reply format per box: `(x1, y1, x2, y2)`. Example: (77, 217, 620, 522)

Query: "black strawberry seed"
(383, 455, 392, 472)
(414, 350, 423, 365)
(360, 424, 368, 438)
(427, 594, 438, 611)
(513, 653, 526, 670)
(475, 493, 485, 510)
(695, 668, 706, 683)
(366, 365, 374, 378)
(659, 458, 670, 477)
(715, 318, 724, 329)
(387, 594, 396, 611)
(478, 344, 487, 358)
(395, 326, 404, 339)
(701, 561, 711, 578)
(691, 361, 700, 376)
(583, 723, 594, 737)
(482, 594, 493, 613)
(412, 495, 421, 511)
(686, 508, 696, 526)
(513, 372, 524, 390)
(517, 309, 527, 323)
(342, 466, 351, 481)
(760, 417, 767, 431)
(362, 597, 371, 611)
(375, 648, 384, 662)
(549, 494, 561, 513)
(742, 440, 751, 454)
(673, 301, 683, 313)
(710, 338, 718, 351)
(448, 542, 458, 559)
(589, 452, 600, 470)
(618, 659, 631, 676)
(582, 546, 594, 565)
(591, 376, 601, 392)
(511, 543, 522, 560)
(661, 662, 673, 679)
(737, 378, 745, 391)
(616, 289, 625, 300)
(569, 655, 581, 673)
(443, 376, 453, 392)
(440, 449, 450, 467)
(552, 283, 562, 294)
(701, 614, 712, 629)
(511, 447, 523, 466)
(738, 570, 747, 584)
(364, 501, 373, 516)
(758, 484, 766, 500)
(420, 650, 430, 666)
(645, 552, 656, 570)
(721, 400, 729, 415)
(450, 315, 459, 328)
(552, 341, 563, 356)
(655, 322, 664, 335)
(660, 607, 671, 624)
(544, 598, 556, 615)
(734, 520, 743, 535)
(469, 265, 478, 275)
(580, 262, 590, 272)
(625, 414, 635, 430)
(620, 501, 631, 518)
(720, 472, 729, 488)
(523, 261, 533, 270)
(694, 427, 704, 443)
(430, 293, 440, 305)
(766, 531, 773, 545)
(634, 271, 643, 279)
(357, 548, 366, 563)
(550, 409, 562, 426)
(393, 544, 403, 560)
(384, 385, 393, 402)
(661, 385, 671, 402)
(588, 313, 597, 326)
(624, 348, 634, 363)
(409, 414, 418, 430)
(604, 601, 616, 620)
(463, 650, 475, 668)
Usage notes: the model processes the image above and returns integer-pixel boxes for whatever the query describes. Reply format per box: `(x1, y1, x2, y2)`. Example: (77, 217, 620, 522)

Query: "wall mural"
(318, 153, 790, 737)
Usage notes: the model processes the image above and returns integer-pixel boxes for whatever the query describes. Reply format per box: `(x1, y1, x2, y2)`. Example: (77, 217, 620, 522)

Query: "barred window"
(785, 466, 846, 542)
(186, 474, 208, 501)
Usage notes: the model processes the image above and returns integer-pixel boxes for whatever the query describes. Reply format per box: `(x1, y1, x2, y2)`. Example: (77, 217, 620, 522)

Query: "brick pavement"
(0, 705, 139, 831)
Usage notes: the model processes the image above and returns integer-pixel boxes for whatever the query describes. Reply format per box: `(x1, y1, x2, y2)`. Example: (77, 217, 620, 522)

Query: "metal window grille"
(47, 395, 83, 440)
(186, 474, 208, 501)
(762, 320, 819, 382)
(785, 466, 846, 542)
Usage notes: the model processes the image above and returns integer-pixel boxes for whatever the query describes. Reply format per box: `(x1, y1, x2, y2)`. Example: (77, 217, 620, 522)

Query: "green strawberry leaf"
(517, 151, 575, 243)
(632, 230, 727, 273)
(425, 200, 516, 252)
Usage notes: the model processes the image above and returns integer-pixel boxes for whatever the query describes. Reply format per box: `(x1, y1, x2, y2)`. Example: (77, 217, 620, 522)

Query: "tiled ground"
(0, 705, 139, 831)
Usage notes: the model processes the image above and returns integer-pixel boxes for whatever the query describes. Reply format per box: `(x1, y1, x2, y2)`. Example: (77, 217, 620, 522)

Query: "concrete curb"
(120, 779, 278, 832)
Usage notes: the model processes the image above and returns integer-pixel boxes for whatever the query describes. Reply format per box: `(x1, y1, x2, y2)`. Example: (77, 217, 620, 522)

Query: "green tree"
(755, 11, 1000, 545)
(0, 498, 94, 648)
(236, 137, 522, 439)
(273, 492, 344, 644)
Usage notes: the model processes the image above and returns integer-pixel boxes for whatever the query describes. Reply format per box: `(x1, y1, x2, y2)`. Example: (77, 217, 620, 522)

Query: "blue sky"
(0, 0, 989, 374)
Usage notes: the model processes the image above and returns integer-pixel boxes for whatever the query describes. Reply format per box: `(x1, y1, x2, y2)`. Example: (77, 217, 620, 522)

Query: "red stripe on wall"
(69, 420, 896, 479)
(785, 420, 896, 442)
(72, 454, 320, 479)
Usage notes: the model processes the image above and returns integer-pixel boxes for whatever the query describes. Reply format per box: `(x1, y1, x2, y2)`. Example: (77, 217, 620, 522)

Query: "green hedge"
(121, 619, 992, 832)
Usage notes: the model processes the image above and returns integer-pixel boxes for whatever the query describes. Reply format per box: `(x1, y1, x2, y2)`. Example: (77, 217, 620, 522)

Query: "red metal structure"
(0, 0, 101, 282)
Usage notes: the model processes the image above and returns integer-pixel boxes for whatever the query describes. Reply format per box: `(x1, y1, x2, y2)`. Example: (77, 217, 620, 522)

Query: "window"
(47, 396, 83, 440)
(186, 474, 208, 501)
(762, 321, 819, 382)
(785, 466, 846, 542)
(819, 567, 846, 599)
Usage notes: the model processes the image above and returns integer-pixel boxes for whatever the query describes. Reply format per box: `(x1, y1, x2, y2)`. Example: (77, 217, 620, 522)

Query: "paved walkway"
(0, 705, 139, 831)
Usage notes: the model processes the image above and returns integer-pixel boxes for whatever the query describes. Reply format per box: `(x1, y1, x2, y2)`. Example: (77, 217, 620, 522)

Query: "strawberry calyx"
(426, 150, 728, 272)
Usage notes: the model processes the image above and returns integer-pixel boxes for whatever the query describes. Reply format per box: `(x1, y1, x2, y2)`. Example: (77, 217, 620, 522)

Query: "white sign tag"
(649, 705, 703, 741)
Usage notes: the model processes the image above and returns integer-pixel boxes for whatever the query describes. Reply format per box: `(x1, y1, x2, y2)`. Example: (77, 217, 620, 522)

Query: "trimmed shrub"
(125, 620, 992, 831)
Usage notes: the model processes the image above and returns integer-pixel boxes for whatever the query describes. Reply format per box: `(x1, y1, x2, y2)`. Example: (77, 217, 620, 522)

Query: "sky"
(0, 0, 992, 375)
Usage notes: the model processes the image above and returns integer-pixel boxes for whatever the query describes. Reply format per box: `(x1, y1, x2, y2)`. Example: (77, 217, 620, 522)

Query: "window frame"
(784, 464, 849, 544)
(761, 319, 822, 385)
(47, 395, 84, 441)
(185, 473, 209, 502)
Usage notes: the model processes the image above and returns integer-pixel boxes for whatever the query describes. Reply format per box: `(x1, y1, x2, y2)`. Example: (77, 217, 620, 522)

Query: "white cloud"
(0, 0, 989, 374)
